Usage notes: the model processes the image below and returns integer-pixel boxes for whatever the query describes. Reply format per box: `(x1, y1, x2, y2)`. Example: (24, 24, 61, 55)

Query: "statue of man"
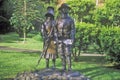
(40, 6, 58, 69)
(56, 3, 76, 71)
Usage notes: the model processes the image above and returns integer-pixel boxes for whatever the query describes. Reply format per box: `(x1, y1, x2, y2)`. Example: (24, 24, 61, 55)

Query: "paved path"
(0, 46, 104, 56)
(0, 46, 41, 53)
(80, 53, 105, 56)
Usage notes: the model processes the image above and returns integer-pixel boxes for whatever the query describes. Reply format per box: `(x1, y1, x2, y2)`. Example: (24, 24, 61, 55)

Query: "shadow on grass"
(74, 56, 120, 80)
(76, 66, 120, 80)
(0, 46, 41, 54)
(0, 33, 22, 43)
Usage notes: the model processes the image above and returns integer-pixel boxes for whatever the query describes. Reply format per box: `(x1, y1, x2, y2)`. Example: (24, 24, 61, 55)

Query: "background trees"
(10, 0, 46, 42)
(105, 0, 120, 27)
(94, 0, 120, 26)
(68, 0, 95, 23)
(0, 0, 13, 34)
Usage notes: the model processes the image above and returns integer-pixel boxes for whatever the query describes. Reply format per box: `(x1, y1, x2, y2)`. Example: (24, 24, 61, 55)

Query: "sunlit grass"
(0, 50, 44, 80)
(0, 32, 43, 50)
(0, 50, 120, 80)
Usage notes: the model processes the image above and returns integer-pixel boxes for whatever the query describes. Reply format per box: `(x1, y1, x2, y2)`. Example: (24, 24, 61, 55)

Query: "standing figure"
(40, 6, 57, 69)
(56, 3, 76, 71)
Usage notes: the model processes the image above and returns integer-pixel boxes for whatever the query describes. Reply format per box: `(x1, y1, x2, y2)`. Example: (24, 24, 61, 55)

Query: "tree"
(10, 0, 46, 43)
(68, 0, 95, 23)
(105, 0, 120, 27)
(93, 7, 111, 26)
(94, 0, 120, 27)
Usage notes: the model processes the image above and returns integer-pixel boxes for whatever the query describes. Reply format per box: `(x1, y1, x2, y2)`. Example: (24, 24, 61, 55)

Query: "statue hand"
(63, 39, 73, 45)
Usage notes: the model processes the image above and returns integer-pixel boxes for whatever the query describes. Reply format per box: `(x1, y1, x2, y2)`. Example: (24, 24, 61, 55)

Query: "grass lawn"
(0, 32, 120, 80)
(0, 50, 120, 80)
(0, 32, 43, 50)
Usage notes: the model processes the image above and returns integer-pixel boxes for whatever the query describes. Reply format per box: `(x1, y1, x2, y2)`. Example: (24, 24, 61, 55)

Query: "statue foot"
(52, 66, 56, 70)
(61, 67, 66, 71)
(68, 68, 72, 71)
(46, 66, 49, 69)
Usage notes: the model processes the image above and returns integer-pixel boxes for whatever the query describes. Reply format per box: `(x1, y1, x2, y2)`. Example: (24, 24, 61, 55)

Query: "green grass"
(0, 50, 120, 80)
(0, 32, 120, 80)
(0, 50, 44, 80)
(73, 56, 120, 80)
(0, 32, 43, 50)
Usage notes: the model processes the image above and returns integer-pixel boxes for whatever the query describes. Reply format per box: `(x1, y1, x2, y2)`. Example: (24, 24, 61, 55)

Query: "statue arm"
(40, 23, 47, 40)
(70, 20, 76, 42)
(54, 21, 58, 41)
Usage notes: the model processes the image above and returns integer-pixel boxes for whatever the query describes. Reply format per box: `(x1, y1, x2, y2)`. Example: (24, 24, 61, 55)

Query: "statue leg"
(58, 43, 66, 70)
(46, 59, 49, 68)
(67, 54, 72, 71)
(66, 45, 72, 71)
(61, 55, 66, 70)
(52, 59, 56, 69)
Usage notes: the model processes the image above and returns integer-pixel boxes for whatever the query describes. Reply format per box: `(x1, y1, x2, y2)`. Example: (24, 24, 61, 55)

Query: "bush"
(73, 22, 97, 60)
(74, 22, 120, 67)
(95, 26, 120, 67)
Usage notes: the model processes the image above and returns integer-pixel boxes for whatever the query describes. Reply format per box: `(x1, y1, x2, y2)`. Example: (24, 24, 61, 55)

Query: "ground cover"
(0, 32, 120, 80)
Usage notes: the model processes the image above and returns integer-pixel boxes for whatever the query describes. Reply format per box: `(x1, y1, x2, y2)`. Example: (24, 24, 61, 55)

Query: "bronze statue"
(40, 6, 58, 69)
(56, 3, 76, 71)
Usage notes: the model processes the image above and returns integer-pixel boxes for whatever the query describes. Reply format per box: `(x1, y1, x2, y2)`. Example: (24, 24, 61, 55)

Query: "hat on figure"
(45, 6, 54, 18)
(58, 3, 71, 10)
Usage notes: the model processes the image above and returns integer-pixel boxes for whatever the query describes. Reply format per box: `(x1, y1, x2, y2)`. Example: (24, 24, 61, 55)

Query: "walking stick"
(36, 24, 54, 67)
(36, 39, 50, 67)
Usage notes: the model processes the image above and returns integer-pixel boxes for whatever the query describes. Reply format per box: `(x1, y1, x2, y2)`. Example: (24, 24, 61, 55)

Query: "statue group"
(40, 3, 76, 71)
(14, 3, 90, 80)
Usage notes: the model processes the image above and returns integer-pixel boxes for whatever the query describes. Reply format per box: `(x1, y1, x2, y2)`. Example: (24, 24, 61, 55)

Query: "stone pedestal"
(14, 68, 90, 80)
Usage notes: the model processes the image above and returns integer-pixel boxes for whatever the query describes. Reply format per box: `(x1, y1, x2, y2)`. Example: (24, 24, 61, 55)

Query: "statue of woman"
(40, 6, 58, 69)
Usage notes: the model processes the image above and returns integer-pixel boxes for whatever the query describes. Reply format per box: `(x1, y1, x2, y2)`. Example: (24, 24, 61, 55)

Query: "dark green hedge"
(74, 22, 120, 66)
(96, 26, 120, 66)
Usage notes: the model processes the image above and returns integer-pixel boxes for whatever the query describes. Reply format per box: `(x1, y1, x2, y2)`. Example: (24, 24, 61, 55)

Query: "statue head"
(58, 3, 71, 10)
(58, 3, 71, 13)
(45, 6, 54, 19)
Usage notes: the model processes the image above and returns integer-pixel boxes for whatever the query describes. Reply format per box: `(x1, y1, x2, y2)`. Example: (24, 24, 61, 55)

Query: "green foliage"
(0, 0, 13, 18)
(94, 0, 120, 26)
(73, 22, 96, 59)
(93, 7, 111, 26)
(105, 0, 120, 26)
(94, 26, 120, 66)
(9, 0, 46, 40)
(74, 22, 120, 66)
(68, 0, 95, 23)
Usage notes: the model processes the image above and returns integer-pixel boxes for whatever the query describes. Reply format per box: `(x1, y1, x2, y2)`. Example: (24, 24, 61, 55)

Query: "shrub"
(73, 22, 97, 60)
(74, 22, 120, 67)
(95, 26, 120, 67)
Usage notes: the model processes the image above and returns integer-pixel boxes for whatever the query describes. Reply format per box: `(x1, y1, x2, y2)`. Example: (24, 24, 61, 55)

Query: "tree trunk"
(23, 0, 27, 43)
(23, 28, 26, 43)
(96, 0, 99, 6)
(80, 18, 83, 23)
(18, 30, 23, 37)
